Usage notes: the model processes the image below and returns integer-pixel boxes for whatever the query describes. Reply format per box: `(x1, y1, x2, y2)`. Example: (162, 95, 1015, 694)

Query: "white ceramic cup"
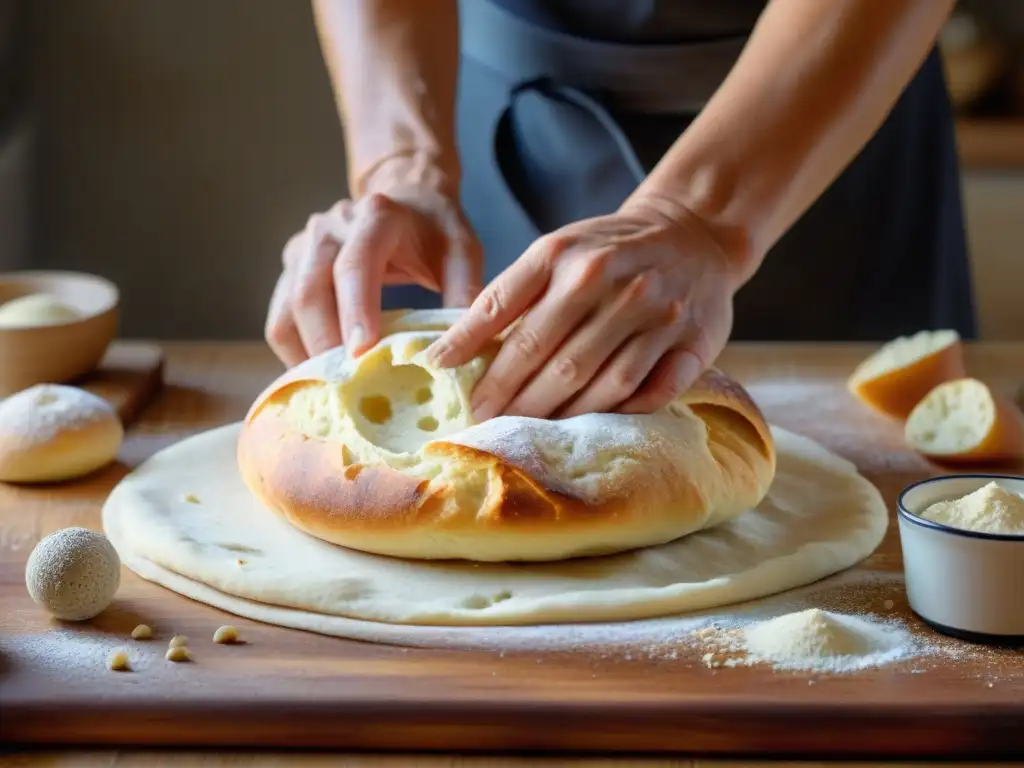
(898, 474, 1024, 642)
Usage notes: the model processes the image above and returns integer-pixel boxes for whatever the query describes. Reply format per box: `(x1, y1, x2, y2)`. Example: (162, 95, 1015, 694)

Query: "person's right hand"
(264, 157, 483, 368)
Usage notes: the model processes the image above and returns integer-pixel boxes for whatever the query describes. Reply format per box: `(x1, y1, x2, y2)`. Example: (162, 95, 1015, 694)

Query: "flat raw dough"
(103, 422, 887, 637)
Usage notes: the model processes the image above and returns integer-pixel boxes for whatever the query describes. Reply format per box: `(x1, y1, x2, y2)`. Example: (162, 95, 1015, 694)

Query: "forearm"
(627, 0, 956, 284)
(312, 0, 461, 197)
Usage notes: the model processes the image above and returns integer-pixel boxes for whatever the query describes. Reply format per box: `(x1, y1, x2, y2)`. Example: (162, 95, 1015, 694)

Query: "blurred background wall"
(25, 0, 347, 339)
(9, 0, 1024, 340)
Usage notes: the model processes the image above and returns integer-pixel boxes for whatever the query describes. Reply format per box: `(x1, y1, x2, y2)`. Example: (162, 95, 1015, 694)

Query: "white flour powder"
(920, 481, 1024, 535)
(0, 384, 114, 448)
(694, 608, 917, 673)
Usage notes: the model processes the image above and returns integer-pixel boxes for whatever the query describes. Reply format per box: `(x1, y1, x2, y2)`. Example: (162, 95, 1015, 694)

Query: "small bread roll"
(905, 378, 1024, 463)
(0, 293, 81, 328)
(0, 384, 123, 483)
(848, 330, 965, 419)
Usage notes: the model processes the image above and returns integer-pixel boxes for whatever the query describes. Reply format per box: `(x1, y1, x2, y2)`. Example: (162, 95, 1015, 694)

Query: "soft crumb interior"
(850, 329, 959, 383)
(905, 379, 993, 453)
(277, 335, 490, 470)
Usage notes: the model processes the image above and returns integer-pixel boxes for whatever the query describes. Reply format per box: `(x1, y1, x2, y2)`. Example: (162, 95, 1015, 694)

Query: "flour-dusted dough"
(238, 309, 775, 562)
(102, 423, 887, 633)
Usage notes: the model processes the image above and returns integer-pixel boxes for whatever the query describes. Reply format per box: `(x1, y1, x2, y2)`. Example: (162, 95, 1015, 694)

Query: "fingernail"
(347, 324, 366, 356)
(427, 341, 450, 367)
(674, 353, 702, 394)
(470, 390, 493, 422)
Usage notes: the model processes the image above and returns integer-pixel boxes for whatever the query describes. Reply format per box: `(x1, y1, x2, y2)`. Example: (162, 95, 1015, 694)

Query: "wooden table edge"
(3, 697, 1023, 757)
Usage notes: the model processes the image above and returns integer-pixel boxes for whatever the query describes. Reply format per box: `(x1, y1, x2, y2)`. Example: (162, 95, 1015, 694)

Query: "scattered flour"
(920, 481, 1024, 535)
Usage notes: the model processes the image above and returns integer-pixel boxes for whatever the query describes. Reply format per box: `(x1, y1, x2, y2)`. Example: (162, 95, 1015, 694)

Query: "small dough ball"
(25, 527, 121, 621)
(165, 645, 191, 662)
(168, 635, 189, 648)
(131, 624, 153, 640)
(0, 292, 81, 328)
(0, 383, 124, 483)
(213, 625, 239, 644)
(108, 647, 131, 671)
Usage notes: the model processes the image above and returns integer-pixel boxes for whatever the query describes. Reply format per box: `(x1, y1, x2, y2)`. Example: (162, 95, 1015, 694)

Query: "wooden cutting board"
(77, 341, 165, 426)
(0, 342, 1022, 760)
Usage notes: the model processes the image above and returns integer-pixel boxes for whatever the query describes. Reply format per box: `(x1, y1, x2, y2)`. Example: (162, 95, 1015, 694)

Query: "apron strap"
(492, 77, 649, 235)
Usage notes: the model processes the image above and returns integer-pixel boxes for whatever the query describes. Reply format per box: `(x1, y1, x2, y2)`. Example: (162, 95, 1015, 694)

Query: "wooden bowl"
(0, 270, 119, 397)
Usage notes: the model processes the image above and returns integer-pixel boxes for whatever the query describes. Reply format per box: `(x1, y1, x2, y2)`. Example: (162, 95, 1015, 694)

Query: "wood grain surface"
(76, 341, 165, 426)
(1, 341, 1022, 762)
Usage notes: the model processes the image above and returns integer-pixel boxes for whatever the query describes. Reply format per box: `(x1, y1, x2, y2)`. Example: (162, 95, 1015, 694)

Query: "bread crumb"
(168, 635, 188, 648)
(131, 624, 153, 640)
(165, 645, 191, 662)
(883, 600, 894, 610)
(108, 647, 130, 671)
(183, 493, 200, 504)
(213, 625, 239, 644)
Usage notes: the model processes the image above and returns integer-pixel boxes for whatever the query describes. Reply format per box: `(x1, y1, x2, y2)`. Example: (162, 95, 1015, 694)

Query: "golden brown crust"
(237, 353, 776, 561)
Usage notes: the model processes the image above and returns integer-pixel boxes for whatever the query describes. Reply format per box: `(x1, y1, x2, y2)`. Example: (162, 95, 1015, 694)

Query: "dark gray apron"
(383, 0, 977, 342)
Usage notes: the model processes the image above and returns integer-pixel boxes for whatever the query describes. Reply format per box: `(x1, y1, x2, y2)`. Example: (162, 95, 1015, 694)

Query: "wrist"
(353, 148, 461, 202)
(621, 182, 762, 291)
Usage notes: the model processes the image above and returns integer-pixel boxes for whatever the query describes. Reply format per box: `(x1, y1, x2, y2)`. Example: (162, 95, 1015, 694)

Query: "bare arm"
(265, 2, 473, 368)
(311, 0, 461, 197)
(627, 0, 958, 285)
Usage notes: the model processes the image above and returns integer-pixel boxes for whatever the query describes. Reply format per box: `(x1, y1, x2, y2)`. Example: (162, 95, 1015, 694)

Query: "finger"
(615, 346, 704, 415)
(427, 234, 561, 369)
(332, 194, 399, 356)
(441, 224, 483, 308)
(467, 282, 600, 422)
(502, 273, 669, 419)
(389, 249, 443, 293)
(290, 212, 344, 357)
(557, 303, 683, 418)
(264, 268, 306, 368)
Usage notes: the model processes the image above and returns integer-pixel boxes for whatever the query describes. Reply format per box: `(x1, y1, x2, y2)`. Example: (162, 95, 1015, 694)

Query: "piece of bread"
(0, 384, 124, 483)
(905, 378, 1024, 464)
(847, 329, 966, 419)
(237, 309, 776, 562)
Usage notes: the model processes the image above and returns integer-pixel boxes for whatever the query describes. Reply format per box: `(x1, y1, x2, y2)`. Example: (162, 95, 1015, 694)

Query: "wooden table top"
(2, 340, 1023, 767)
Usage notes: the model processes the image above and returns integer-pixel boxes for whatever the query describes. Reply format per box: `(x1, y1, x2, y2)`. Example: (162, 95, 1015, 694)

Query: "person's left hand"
(426, 200, 750, 421)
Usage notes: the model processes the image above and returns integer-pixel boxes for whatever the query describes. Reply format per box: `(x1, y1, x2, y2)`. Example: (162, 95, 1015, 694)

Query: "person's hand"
(264, 157, 482, 368)
(426, 199, 749, 420)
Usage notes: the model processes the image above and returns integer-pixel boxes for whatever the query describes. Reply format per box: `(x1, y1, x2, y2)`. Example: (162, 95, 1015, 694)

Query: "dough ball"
(25, 526, 121, 621)
(0, 383, 124, 483)
(0, 293, 81, 328)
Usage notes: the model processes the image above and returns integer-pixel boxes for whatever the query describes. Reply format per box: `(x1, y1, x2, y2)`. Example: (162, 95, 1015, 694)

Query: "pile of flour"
(693, 606, 918, 673)
(920, 481, 1024, 535)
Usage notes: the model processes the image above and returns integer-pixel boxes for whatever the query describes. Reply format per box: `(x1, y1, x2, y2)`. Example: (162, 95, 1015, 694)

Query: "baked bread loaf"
(237, 309, 776, 562)
(0, 383, 123, 483)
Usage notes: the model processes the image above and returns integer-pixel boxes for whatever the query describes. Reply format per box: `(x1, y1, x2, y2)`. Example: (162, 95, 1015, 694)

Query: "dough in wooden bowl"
(237, 309, 777, 562)
(0, 384, 123, 483)
(0, 292, 81, 328)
